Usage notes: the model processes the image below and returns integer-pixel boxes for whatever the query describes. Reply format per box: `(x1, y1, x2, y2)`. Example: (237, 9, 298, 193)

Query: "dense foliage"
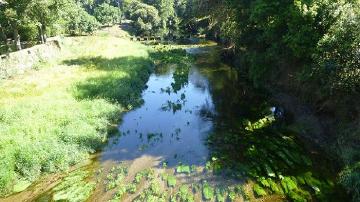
(187, 0, 360, 200)
(126, 0, 161, 35)
(0, 0, 120, 51)
(94, 3, 120, 25)
(64, 3, 100, 35)
(0, 0, 196, 52)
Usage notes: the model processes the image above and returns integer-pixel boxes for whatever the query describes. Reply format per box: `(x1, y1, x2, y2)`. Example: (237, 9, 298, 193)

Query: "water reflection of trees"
(171, 65, 190, 93)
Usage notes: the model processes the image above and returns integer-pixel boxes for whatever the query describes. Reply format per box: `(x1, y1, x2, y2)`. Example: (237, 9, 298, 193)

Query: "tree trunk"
(41, 23, 47, 43)
(38, 22, 47, 44)
(38, 25, 45, 44)
(0, 24, 8, 50)
(13, 24, 21, 50)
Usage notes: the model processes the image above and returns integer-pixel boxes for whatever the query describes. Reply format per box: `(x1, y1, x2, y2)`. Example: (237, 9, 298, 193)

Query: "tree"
(94, 2, 120, 26)
(127, 1, 161, 35)
(27, 0, 65, 43)
(64, 3, 100, 35)
(143, 0, 179, 36)
(1, 0, 31, 50)
(0, 2, 9, 49)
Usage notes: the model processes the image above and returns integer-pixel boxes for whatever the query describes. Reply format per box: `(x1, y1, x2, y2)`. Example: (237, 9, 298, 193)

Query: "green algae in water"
(51, 171, 95, 202)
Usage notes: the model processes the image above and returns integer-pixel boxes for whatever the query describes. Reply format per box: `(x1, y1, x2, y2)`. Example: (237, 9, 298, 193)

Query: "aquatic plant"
(134, 168, 156, 184)
(253, 184, 267, 197)
(51, 171, 95, 202)
(110, 184, 127, 201)
(207, 112, 337, 201)
(215, 187, 226, 202)
(166, 175, 177, 187)
(104, 164, 128, 191)
(176, 164, 191, 174)
(228, 189, 236, 201)
(174, 185, 194, 202)
(133, 180, 167, 202)
(202, 181, 214, 201)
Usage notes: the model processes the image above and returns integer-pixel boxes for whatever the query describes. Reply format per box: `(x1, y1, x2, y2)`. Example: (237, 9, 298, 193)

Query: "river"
(3, 43, 346, 202)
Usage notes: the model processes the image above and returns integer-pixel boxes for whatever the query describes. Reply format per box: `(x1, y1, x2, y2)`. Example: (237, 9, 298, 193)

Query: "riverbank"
(0, 35, 153, 197)
(219, 44, 359, 200)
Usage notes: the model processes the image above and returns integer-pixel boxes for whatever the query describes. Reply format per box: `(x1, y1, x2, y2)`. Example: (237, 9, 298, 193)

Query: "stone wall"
(0, 40, 61, 80)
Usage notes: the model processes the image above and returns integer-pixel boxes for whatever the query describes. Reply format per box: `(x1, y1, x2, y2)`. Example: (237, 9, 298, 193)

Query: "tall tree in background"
(63, 1, 100, 35)
(0, 1, 9, 49)
(1, 0, 31, 50)
(127, 1, 161, 35)
(94, 2, 121, 25)
(154, 0, 178, 36)
(27, 0, 64, 43)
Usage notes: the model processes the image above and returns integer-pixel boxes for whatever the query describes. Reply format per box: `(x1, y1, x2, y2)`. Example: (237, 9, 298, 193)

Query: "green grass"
(0, 35, 153, 196)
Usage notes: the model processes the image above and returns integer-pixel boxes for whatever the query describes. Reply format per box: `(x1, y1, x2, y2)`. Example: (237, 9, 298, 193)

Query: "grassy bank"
(0, 35, 153, 196)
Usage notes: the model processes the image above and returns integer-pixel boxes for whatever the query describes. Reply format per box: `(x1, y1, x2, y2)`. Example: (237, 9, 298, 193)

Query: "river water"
(3, 44, 346, 202)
